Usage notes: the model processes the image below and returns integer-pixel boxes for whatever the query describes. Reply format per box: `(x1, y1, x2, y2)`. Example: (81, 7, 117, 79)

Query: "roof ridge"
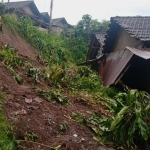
(5, 0, 33, 3)
(111, 16, 150, 19)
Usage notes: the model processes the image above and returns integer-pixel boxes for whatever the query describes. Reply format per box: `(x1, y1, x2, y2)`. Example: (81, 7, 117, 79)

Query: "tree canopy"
(67, 14, 109, 63)
(75, 14, 109, 41)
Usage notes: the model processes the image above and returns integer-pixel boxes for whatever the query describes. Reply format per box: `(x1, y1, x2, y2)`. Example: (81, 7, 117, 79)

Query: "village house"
(87, 16, 150, 93)
(5, 1, 73, 35)
(52, 17, 73, 35)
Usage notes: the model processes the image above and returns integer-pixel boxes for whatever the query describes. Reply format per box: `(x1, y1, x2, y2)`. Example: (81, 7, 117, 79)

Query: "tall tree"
(75, 14, 109, 42)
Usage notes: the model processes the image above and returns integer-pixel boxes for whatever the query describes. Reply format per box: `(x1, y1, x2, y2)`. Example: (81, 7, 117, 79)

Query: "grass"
(0, 91, 17, 150)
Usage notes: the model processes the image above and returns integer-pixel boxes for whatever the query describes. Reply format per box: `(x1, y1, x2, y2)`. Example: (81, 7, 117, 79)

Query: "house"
(52, 17, 73, 35)
(5, 0, 49, 30)
(87, 16, 150, 93)
(5, 1, 73, 35)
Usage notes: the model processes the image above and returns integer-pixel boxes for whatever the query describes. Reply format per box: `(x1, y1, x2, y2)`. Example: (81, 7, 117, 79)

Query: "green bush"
(0, 91, 17, 150)
(91, 89, 150, 149)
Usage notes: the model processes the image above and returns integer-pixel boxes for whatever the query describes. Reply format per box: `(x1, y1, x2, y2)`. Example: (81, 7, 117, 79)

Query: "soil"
(0, 25, 114, 150)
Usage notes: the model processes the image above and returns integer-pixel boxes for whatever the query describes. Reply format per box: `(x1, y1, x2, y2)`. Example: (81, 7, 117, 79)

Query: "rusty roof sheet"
(103, 50, 133, 86)
(112, 16, 150, 41)
(103, 47, 150, 86)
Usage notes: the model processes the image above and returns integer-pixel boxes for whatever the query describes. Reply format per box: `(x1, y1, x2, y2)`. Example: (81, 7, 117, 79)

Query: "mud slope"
(0, 25, 37, 58)
(0, 26, 111, 150)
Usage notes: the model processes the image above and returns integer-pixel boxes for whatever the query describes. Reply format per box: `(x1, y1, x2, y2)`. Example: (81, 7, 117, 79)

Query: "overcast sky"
(4, 0, 150, 25)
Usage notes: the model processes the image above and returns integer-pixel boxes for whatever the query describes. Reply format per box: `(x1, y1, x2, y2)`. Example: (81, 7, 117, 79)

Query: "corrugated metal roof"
(126, 46, 150, 59)
(103, 50, 133, 86)
(112, 16, 150, 41)
(103, 47, 150, 86)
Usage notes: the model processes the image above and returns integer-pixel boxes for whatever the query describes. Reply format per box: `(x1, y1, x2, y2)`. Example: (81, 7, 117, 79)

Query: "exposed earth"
(0, 25, 114, 150)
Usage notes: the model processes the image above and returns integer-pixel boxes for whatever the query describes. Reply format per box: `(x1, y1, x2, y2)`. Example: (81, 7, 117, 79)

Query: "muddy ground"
(0, 26, 114, 150)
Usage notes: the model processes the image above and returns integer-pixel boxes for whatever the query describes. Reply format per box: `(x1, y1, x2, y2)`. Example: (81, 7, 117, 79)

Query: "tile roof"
(5, 1, 32, 9)
(111, 16, 150, 41)
(52, 18, 67, 26)
(40, 12, 48, 16)
(5, 1, 40, 17)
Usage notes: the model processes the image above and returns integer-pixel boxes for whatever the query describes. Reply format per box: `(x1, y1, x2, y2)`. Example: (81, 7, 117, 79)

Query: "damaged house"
(87, 16, 150, 93)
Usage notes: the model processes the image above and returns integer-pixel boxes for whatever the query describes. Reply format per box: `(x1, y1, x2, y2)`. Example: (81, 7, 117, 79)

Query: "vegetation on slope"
(0, 3, 150, 149)
(0, 90, 18, 150)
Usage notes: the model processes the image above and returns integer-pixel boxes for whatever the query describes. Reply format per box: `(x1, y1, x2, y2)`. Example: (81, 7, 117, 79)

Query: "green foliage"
(67, 14, 109, 63)
(0, 3, 5, 15)
(68, 66, 102, 93)
(27, 67, 40, 84)
(3, 13, 109, 64)
(38, 89, 70, 105)
(0, 45, 24, 68)
(3, 14, 72, 64)
(67, 36, 88, 63)
(0, 45, 24, 84)
(89, 89, 150, 149)
(58, 122, 68, 133)
(0, 91, 18, 150)
(24, 131, 38, 142)
(74, 14, 109, 41)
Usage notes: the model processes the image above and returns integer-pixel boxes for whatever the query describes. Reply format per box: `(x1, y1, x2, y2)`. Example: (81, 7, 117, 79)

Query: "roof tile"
(112, 16, 150, 41)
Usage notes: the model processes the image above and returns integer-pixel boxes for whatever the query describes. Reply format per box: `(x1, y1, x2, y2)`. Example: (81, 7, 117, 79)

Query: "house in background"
(87, 16, 150, 93)
(5, 1, 73, 35)
(5, 0, 49, 32)
(52, 17, 73, 35)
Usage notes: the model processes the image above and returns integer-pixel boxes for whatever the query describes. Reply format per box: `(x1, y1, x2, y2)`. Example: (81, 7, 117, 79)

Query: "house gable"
(6, 1, 41, 18)
(103, 16, 150, 54)
(112, 28, 142, 53)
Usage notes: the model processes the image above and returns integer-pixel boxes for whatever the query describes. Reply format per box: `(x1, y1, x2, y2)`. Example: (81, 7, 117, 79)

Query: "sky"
(3, 0, 150, 25)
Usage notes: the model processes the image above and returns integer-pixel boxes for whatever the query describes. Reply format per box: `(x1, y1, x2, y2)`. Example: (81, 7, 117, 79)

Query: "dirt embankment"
(0, 26, 112, 150)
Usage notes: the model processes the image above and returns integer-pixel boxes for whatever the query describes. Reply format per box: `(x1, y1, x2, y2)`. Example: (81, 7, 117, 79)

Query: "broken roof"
(103, 46, 150, 86)
(95, 32, 106, 46)
(112, 16, 150, 41)
(86, 32, 106, 61)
